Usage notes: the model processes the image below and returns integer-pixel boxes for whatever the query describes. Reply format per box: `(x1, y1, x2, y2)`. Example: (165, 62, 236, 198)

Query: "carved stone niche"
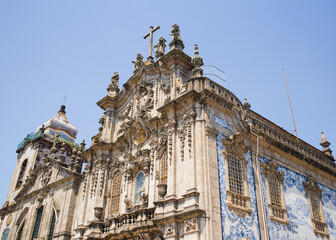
(303, 177, 329, 239)
(222, 132, 252, 217)
(261, 160, 289, 225)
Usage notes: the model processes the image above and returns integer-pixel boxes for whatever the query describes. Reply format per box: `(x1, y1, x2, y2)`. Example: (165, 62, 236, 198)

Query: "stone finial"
(169, 24, 184, 50)
(81, 139, 86, 151)
(154, 37, 166, 59)
(320, 131, 333, 157)
(243, 98, 251, 109)
(132, 53, 144, 73)
(191, 44, 204, 77)
(59, 142, 66, 162)
(107, 72, 120, 97)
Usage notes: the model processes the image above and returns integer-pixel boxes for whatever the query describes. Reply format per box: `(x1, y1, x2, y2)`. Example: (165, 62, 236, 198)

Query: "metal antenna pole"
(282, 68, 299, 142)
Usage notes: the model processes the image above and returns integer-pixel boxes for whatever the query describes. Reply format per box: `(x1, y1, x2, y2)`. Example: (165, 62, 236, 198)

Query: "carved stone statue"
(169, 24, 184, 50)
(107, 72, 120, 97)
(154, 37, 166, 59)
(132, 53, 144, 73)
(136, 79, 154, 118)
(171, 24, 181, 41)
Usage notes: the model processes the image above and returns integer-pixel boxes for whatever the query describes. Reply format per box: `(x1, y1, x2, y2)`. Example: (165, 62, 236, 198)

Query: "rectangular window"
(228, 154, 244, 195)
(310, 191, 321, 221)
(269, 174, 282, 208)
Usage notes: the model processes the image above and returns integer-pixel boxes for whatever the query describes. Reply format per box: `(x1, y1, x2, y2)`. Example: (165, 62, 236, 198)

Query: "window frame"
(303, 177, 329, 238)
(222, 133, 252, 217)
(110, 172, 122, 215)
(261, 160, 289, 225)
(159, 152, 168, 185)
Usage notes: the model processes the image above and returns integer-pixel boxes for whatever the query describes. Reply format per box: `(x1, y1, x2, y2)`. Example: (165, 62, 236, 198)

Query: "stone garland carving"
(90, 164, 99, 198)
(184, 218, 197, 232)
(167, 120, 176, 164)
(177, 127, 186, 162)
(82, 161, 91, 199)
(150, 138, 157, 179)
(184, 111, 196, 159)
(99, 161, 108, 197)
(82, 173, 88, 200)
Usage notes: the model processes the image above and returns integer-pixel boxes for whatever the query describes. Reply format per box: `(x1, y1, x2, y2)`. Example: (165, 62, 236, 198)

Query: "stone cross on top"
(143, 26, 160, 62)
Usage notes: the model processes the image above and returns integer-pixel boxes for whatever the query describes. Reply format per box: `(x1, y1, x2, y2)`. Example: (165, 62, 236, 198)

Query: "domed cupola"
(37, 105, 78, 141)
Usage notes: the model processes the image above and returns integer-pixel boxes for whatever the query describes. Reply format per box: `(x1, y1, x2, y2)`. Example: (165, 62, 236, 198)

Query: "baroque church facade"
(1, 24, 336, 240)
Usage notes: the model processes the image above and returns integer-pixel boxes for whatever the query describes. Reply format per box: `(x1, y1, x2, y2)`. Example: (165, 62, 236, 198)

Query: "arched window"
(134, 172, 145, 205)
(110, 172, 122, 214)
(16, 159, 28, 189)
(2, 229, 9, 240)
(159, 152, 168, 184)
(31, 206, 44, 240)
(47, 210, 56, 240)
(17, 222, 24, 240)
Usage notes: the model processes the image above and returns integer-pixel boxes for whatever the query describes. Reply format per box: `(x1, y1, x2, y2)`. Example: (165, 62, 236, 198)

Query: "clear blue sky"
(0, 1, 335, 205)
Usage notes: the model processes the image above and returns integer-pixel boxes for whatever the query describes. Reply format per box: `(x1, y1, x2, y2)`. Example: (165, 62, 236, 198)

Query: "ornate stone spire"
(107, 72, 120, 97)
(169, 24, 184, 51)
(154, 37, 166, 59)
(320, 131, 333, 157)
(191, 44, 203, 77)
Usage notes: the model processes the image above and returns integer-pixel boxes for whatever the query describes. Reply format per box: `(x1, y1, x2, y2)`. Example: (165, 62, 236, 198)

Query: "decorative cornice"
(248, 113, 336, 177)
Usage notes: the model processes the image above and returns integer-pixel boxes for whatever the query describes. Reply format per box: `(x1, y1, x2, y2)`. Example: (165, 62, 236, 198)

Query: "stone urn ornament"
(94, 207, 103, 220)
(157, 183, 167, 199)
